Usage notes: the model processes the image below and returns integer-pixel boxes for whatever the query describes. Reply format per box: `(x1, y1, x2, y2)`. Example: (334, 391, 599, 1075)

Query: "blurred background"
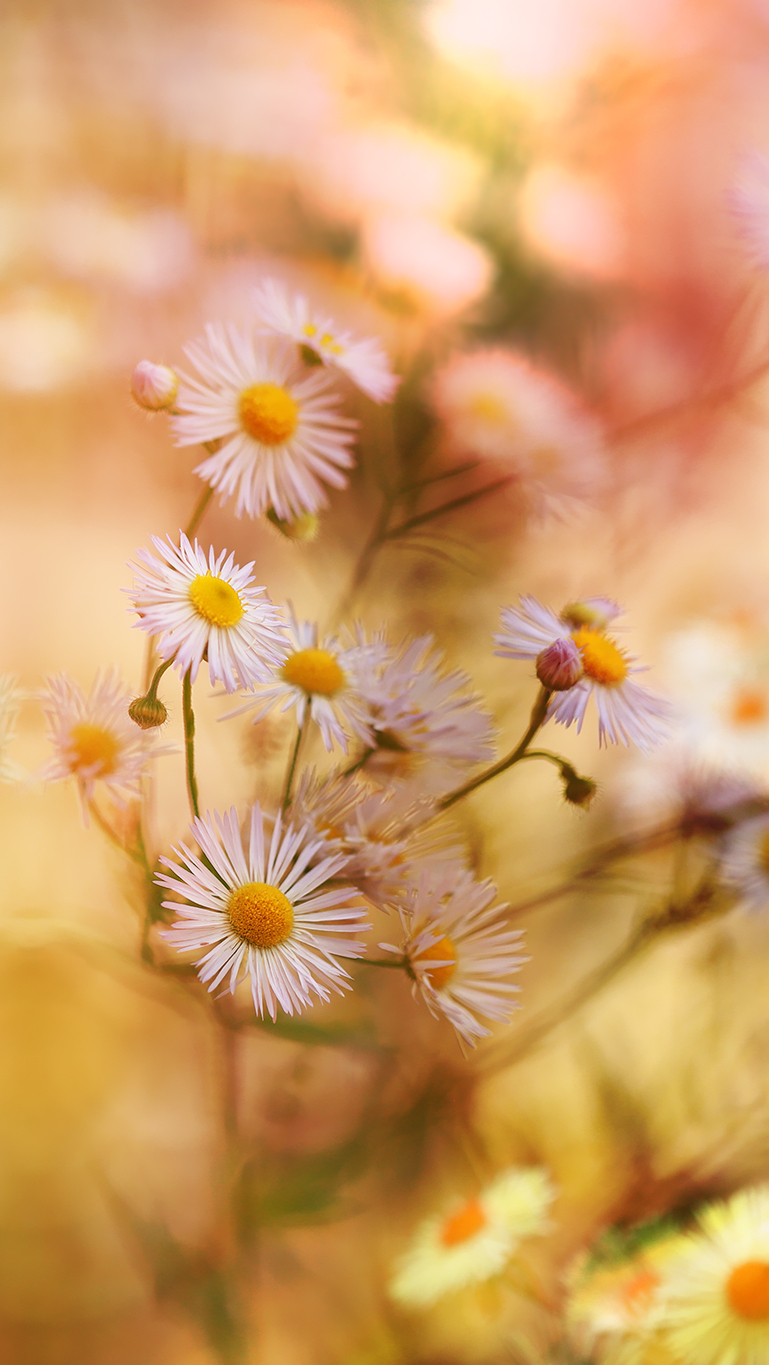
(5, 0, 769, 1360)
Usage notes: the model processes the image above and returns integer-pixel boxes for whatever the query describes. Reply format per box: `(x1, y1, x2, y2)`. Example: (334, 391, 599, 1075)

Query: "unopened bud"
(300, 343, 324, 367)
(131, 360, 178, 412)
(129, 694, 168, 730)
(265, 508, 320, 542)
(536, 638, 583, 691)
(562, 770, 598, 809)
(560, 597, 620, 632)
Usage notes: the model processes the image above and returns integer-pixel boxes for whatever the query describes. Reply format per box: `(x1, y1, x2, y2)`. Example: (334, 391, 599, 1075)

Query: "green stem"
(281, 709, 308, 812)
(332, 490, 394, 624)
(438, 687, 553, 812)
(88, 799, 148, 868)
(182, 669, 200, 821)
(184, 482, 214, 541)
(383, 476, 514, 541)
(341, 747, 375, 778)
(145, 656, 173, 702)
(359, 956, 408, 969)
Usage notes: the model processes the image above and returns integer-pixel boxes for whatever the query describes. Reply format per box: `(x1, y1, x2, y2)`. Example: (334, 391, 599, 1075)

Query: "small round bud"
(129, 694, 168, 730)
(562, 770, 598, 809)
(265, 508, 320, 543)
(131, 360, 178, 412)
(560, 597, 620, 632)
(536, 638, 583, 691)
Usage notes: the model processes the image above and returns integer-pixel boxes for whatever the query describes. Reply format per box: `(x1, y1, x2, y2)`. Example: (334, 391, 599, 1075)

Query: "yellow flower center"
(281, 648, 345, 696)
(239, 382, 299, 445)
(572, 626, 628, 686)
(417, 935, 457, 991)
(227, 882, 294, 948)
(726, 1260, 769, 1320)
(468, 391, 509, 424)
(440, 1197, 487, 1248)
(729, 687, 769, 727)
(68, 723, 121, 776)
(188, 574, 244, 628)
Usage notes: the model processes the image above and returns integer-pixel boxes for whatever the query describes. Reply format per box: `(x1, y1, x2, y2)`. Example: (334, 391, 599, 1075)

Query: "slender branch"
(397, 461, 481, 495)
(332, 490, 395, 624)
(438, 687, 553, 812)
(341, 747, 375, 778)
(184, 482, 214, 540)
(281, 709, 308, 812)
(383, 476, 514, 541)
(359, 956, 408, 969)
(182, 669, 200, 821)
(88, 799, 147, 868)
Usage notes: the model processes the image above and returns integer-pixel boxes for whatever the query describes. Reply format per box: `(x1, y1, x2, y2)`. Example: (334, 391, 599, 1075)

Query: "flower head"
(495, 596, 669, 751)
(227, 611, 381, 751)
(131, 359, 178, 411)
(389, 1167, 555, 1307)
(719, 813, 769, 911)
(381, 866, 527, 1046)
(127, 533, 287, 692)
(170, 324, 357, 520)
(40, 669, 157, 812)
(361, 635, 496, 786)
(254, 277, 399, 402)
(429, 347, 602, 503)
(661, 1186, 769, 1365)
(567, 1232, 690, 1365)
(157, 804, 370, 1020)
(337, 783, 465, 910)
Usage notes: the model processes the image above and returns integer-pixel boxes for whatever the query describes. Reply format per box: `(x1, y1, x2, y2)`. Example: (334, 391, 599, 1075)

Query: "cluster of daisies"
(132, 277, 399, 529)
(388, 1167, 769, 1365)
(566, 1184, 769, 1365)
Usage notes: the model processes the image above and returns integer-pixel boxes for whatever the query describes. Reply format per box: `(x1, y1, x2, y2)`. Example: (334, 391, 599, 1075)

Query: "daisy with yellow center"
(254, 277, 399, 403)
(388, 1166, 555, 1307)
(718, 811, 769, 910)
(127, 533, 287, 693)
(495, 596, 669, 751)
(335, 781, 466, 910)
(429, 347, 602, 505)
(157, 804, 370, 1020)
(380, 866, 527, 1046)
(170, 323, 357, 521)
(660, 1186, 769, 1365)
(228, 611, 382, 752)
(566, 1232, 691, 1365)
(39, 669, 160, 813)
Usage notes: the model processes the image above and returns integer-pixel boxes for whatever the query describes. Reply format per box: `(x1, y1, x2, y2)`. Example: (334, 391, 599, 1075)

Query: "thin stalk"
(383, 476, 514, 541)
(332, 490, 394, 624)
(281, 710, 307, 812)
(438, 687, 553, 812)
(341, 747, 375, 778)
(359, 956, 407, 969)
(184, 482, 214, 540)
(182, 669, 200, 821)
(88, 800, 147, 869)
(143, 656, 173, 703)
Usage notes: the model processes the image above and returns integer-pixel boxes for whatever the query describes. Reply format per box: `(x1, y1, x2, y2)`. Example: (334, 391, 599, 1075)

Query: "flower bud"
(265, 508, 320, 542)
(128, 694, 168, 730)
(562, 770, 598, 809)
(560, 597, 620, 632)
(536, 638, 583, 691)
(131, 360, 178, 412)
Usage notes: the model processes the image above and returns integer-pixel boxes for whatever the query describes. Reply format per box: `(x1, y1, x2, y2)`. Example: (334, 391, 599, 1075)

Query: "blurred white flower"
(566, 1233, 690, 1365)
(40, 670, 156, 814)
(662, 620, 769, 778)
(362, 212, 493, 317)
(719, 812, 769, 911)
(730, 152, 769, 269)
(389, 1166, 554, 1307)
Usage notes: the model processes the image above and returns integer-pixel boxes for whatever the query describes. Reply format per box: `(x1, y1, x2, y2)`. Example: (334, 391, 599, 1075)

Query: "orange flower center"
(725, 1260, 769, 1320)
(281, 648, 345, 696)
(572, 626, 628, 686)
(68, 722, 121, 777)
(417, 935, 457, 991)
(618, 1267, 661, 1318)
(239, 382, 299, 445)
(729, 687, 769, 727)
(227, 882, 294, 949)
(440, 1197, 487, 1248)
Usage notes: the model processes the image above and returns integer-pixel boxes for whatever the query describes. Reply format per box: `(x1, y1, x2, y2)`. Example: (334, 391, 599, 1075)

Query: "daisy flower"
(253, 277, 399, 402)
(39, 669, 157, 812)
(429, 347, 602, 500)
(361, 635, 496, 785)
(719, 812, 769, 910)
(389, 1166, 555, 1308)
(0, 676, 24, 782)
(126, 533, 287, 692)
(170, 324, 357, 520)
(661, 1185, 769, 1365)
(229, 612, 381, 752)
(381, 866, 527, 1046)
(157, 804, 370, 1020)
(495, 596, 669, 751)
(339, 782, 466, 910)
(566, 1234, 690, 1365)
